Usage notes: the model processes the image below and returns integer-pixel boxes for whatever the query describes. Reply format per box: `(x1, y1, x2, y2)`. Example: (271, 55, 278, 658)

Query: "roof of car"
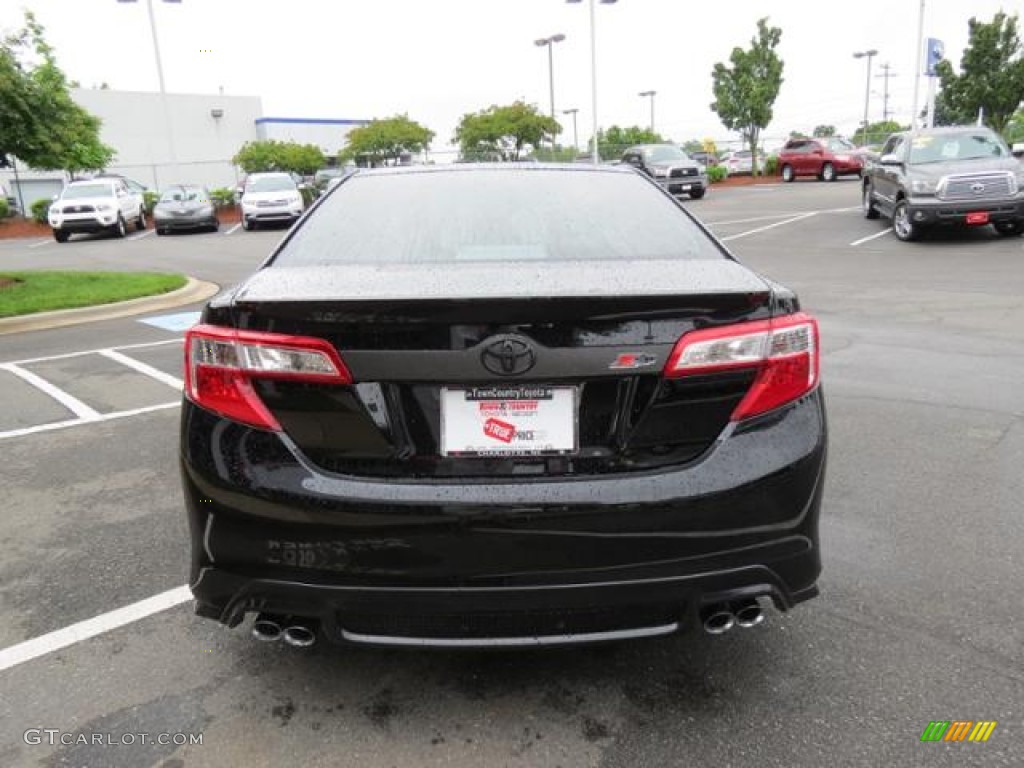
(894, 125, 998, 138)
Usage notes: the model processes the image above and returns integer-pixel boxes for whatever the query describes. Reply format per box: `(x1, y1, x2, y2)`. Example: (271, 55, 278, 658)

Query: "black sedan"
(154, 185, 219, 235)
(180, 164, 826, 649)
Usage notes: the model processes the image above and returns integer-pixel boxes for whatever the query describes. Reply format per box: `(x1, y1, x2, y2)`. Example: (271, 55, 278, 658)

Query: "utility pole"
(875, 63, 898, 122)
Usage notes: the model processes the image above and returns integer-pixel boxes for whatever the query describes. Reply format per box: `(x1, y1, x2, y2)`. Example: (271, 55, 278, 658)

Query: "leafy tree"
(813, 124, 836, 137)
(935, 12, 1024, 134)
(710, 18, 784, 176)
(596, 125, 665, 159)
(0, 11, 114, 175)
(682, 139, 703, 154)
(789, 129, 809, 139)
(339, 114, 434, 167)
(454, 101, 560, 162)
(233, 140, 325, 175)
(851, 120, 907, 147)
(1006, 109, 1024, 143)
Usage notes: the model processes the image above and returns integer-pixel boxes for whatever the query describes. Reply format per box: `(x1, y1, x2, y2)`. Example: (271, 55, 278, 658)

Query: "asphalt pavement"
(1, 182, 1021, 767)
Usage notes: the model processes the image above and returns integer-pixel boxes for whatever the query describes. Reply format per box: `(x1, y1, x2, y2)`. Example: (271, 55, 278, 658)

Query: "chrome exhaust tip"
(700, 604, 735, 635)
(733, 599, 764, 629)
(282, 622, 318, 648)
(251, 614, 284, 642)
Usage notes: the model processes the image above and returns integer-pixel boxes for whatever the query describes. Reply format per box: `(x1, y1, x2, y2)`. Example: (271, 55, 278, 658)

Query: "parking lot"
(1, 180, 1022, 767)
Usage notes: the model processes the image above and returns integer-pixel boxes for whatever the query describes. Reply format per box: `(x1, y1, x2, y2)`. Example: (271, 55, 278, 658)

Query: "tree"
(1006, 109, 1024, 143)
(233, 140, 325, 174)
(935, 12, 1024, 134)
(454, 102, 560, 162)
(813, 124, 836, 137)
(339, 114, 434, 167)
(789, 129, 809, 140)
(851, 120, 907, 147)
(710, 17, 784, 176)
(597, 125, 665, 159)
(0, 11, 113, 175)
(682, 139, 703, 154)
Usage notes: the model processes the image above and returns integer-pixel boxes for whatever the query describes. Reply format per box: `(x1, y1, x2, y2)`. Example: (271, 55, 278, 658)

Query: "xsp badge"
(609, 352, 658, 370)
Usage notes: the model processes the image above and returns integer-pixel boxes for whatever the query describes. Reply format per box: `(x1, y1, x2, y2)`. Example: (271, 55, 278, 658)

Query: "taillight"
(664, 312, 819, 420)
(184, 324, 352, 429)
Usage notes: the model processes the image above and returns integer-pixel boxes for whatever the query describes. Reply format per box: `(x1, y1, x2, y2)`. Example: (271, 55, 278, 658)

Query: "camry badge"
(609, 353, 658, 370)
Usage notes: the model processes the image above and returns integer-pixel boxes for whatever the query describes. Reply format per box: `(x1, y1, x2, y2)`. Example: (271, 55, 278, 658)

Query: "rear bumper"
(180, 390, 827, 644)
(907, 195, 1024, 224)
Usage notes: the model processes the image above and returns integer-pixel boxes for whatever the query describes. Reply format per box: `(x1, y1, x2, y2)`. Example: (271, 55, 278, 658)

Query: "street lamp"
(562, 108, 579, 152)
(118, 0, 180, 186)
(567, 0, 618, 165)
(638, 90, 656, 133)
(534, 34, 566, 121)
(852, 49, 878, 143)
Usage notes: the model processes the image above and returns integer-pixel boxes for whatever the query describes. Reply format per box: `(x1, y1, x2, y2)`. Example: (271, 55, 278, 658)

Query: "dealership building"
(1, 88, 368, 212)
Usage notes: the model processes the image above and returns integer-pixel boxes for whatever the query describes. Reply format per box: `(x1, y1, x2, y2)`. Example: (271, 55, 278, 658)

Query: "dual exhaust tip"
(701, 598, 765, 635)
(251, 614, 318, 647)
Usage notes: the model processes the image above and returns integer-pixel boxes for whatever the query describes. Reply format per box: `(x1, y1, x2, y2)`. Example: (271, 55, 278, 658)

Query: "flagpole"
(909, 0, 926, 130)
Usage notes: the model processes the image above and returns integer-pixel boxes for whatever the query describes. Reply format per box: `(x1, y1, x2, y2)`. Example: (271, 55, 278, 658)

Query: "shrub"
(0, 198, 9, 219)
(31, 198, 51, 224)
(143, 190, 160, 214)
(209, 187, 236, 209)
(762, 154, 779, 176)
(707, 165, 728, 183)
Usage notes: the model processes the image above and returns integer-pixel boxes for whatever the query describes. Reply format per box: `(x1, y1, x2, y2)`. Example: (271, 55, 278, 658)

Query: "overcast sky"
(7, 0, 1020, 155)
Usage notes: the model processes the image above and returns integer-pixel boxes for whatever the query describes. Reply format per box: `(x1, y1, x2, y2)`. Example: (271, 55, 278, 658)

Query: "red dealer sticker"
(966, 212, 990, 225)
(483, 418, 516, 443)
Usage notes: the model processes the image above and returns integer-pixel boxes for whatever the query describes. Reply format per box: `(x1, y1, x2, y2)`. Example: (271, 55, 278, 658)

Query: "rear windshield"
(273, 169, 723, 266)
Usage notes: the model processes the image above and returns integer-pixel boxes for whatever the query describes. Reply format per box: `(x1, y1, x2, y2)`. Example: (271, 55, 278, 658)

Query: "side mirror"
(879, 154, 903, 166)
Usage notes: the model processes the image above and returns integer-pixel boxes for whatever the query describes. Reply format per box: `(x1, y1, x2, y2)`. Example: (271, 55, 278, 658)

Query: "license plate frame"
(440, 385, 578, 457)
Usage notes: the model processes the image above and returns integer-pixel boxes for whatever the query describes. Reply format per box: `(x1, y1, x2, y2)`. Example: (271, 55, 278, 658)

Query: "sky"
(5, 0, 1021, 157)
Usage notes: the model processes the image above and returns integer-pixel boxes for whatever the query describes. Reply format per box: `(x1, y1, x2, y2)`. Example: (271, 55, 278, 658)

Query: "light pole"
(852, 49, 878, 143)
(638, 90, 656, 133)
(568, 0, 618, 164)
(534, 34, 566, 121)
(563, 108, 579, 152)
(118, 0, 179, 187)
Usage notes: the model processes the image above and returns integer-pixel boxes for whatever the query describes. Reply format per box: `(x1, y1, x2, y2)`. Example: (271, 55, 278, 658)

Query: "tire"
(113, 215, 127, 238)
(53, 229, 70, 243)
(993, 221, 1023, 237)
(862, 184, 880, 220)
(689, 188, 706, 199)
(156, 227, 166, 236)
(781, 164, 795, 182)
(241, 216, 252, 231)
(210, 218, 220, 232)
(820, 162, 836, 182)
(136, 208, 146, 231)
(892, 199, 920, 241)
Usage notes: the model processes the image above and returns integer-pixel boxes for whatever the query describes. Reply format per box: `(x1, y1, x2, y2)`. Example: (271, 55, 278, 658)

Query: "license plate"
(679, 184, 691, 191)
(440, 386, 577, 456)
(966, 212, 989, 225)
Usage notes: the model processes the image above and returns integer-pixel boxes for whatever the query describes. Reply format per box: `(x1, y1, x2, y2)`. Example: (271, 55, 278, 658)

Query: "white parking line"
(703, 213, 799, 227)
(128, 229, 155, 241)
(27, 239, 51, 249)
(223, 223, 241, 236)
(850, 229, 894, 247)
(0, 401, 180, 441)
(0, 363, 101, 420)
(0, 585, 191, 673)
(99, 349, 183, 389)
(720, 212, 818, 242)
(4, 337, 182, 367)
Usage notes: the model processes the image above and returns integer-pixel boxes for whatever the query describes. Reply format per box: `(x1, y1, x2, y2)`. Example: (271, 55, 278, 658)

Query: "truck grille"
(670, 168, 699, 178)
(938, 173, 1015, 201)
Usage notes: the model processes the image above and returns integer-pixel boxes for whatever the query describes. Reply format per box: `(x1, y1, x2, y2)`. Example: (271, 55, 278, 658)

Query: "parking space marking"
(0, 363, 101, 420)
(720, 212, 818, 242)
(128, 229, 155, 241)
(223, 223, 241, 236)
(27, 239, 52, 249)
(703, 213, 799, 227)
(850, 229, 894, 247)
(0, 585, 191, 673)
(99, 349, 183, 389)
(0, 401, 180, 441)
(4, 337, 182, 367)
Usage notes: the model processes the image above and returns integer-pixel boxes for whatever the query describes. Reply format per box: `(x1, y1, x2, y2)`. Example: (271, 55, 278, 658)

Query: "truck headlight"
(911, 179, 937, 194)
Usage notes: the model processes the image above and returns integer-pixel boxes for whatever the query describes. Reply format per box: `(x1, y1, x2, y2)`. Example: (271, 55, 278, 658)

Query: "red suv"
(779, 137, 863, 182)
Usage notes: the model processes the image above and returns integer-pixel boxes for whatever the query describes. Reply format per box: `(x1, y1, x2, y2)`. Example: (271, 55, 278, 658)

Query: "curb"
(0, 276, 220, 336)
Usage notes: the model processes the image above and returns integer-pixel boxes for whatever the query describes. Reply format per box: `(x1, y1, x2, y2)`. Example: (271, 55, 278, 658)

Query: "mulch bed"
(0, 208, 242, 240)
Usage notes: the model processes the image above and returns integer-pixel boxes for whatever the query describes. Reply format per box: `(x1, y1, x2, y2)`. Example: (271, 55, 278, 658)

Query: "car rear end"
(180, 165, 826, 648)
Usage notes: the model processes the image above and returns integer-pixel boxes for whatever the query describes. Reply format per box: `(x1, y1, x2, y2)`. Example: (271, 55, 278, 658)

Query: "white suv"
(49, 179, 146, 242)
(240, 173, 304, 230)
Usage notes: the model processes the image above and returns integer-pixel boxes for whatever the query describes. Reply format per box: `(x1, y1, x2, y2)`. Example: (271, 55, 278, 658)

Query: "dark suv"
(779, 137, 863, 182)
(862, 126, 1024, 241)
(620, 144, 709, 199)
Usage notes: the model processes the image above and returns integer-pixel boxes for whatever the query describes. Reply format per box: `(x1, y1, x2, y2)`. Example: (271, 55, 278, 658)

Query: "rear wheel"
(53, 229, 70, 243)
(820, 162, 836, 182)
(781, 164, 795, 182)
(994, 221, 1023, 237)
(113, 215, 127, 238)
(892, 200, 920, 241)
(862, 184, 880, 219)
(136, 209, 146, 231)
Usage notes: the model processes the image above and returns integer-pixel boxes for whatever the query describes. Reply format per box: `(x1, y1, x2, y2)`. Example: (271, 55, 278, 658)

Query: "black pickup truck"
(861, 125, 1024, 241)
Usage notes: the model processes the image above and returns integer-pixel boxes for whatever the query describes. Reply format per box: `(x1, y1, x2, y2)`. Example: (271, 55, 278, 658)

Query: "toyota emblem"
(971, 182, 985, 194)
(480, 337, 536, 376)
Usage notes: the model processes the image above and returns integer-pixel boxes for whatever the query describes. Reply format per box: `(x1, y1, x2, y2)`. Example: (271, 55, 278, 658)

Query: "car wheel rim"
(863, 188, 871, 213)
(894, 206, 910, 238)
(824, 165, 834, 180)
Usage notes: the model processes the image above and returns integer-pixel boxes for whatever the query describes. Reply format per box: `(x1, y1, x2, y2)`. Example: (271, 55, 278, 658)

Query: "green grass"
(0, 271, 187, 318)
